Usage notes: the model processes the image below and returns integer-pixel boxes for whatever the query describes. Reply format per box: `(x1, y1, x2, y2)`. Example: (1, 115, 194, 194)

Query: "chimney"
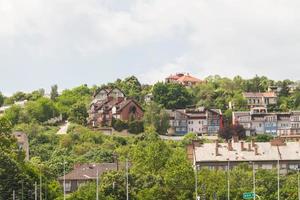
(215, 140, 219, 147)
(233, 136, 239, 143)
(215, 146, 219, 156)
(251, 139, 256, 148)
(254, 147, 259, 155)
(248, 143, 252, 151)
(241, 141, 245, 151)
(228, 140, 233, 151)
(215, 140, 220, 156)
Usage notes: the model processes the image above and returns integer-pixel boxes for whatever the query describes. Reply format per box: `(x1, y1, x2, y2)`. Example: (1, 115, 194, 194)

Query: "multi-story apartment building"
(187, 138, 300, 174)
(233, 108, 300, 138)
(166, 107, 222, 135)
(243, 92, 277, 108)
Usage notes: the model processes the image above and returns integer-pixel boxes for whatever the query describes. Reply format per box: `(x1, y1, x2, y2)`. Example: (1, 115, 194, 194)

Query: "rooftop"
(58, 163, 120, 181)
(194, 141, 300, 163)
(243, 92, 277, 98)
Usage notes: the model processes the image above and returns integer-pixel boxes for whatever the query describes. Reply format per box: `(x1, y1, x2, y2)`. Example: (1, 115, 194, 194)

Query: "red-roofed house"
(165, 73, 202, 86)
(88, 88, 143, 127)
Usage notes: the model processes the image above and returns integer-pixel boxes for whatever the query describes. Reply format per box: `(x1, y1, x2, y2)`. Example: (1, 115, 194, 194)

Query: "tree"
(143, 102, 169, 135)
(128, 120, 144, 134)
(0, 92, 4, 107)
(50, 84, 59, 100)
(24, 98, 59, 123)
(163, 148, 194, 200)
(152, 82, 193, 109)
(3, 105, 22, 125)
(112, 119, 128, 132)
(0, 117, 12, 136)
(115, 76, 142, 101)
(219, 124, 246, 141)
(68, 102, 88, 125)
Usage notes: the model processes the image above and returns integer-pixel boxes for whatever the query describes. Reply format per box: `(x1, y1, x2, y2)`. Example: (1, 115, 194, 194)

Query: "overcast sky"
(1, 0, 300, 95)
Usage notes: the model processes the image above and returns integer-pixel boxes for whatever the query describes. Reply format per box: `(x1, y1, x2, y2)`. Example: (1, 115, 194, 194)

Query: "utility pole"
(277, 159, 280, 200)
(63, 158, 66, 200)
(96, 169, 99, 200)
(22, 181, 24, 200)
(35, 182, 38, 200)
(195, 165, 198, 200)
(126, 158, 129, 200)
(227, 161, 230, 200)
(253, 162, 256, 200)
(40, 172, 42, 200)
(13, 190, 15, 200)
(298, 168, 300, 200)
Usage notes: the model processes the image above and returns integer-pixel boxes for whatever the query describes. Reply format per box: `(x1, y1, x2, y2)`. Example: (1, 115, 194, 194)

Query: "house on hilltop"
(165, 73, 202, 86)
(88, 88, 143, 127)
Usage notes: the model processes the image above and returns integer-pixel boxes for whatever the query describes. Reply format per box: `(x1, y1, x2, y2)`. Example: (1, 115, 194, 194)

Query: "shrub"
(113, 119, 128, 132)
(128, 120, 144, 134)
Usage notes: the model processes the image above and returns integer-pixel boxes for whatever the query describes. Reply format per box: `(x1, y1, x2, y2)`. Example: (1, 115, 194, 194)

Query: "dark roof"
(58, 163, 119, 181)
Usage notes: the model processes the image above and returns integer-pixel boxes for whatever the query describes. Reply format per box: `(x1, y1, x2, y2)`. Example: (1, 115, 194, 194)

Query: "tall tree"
(50, 84, 59, 100)
(152, 82, 193, 109)
(143, 102, 169, 135)
(0, 92, 4, 107)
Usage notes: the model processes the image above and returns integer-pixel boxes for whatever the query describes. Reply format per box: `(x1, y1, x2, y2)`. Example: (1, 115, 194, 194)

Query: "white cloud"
(1, 0, 300, 93)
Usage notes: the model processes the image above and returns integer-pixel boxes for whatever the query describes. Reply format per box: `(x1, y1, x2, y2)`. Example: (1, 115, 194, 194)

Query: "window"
(261, 164, 272, 170)
(65, 181, 71, 192)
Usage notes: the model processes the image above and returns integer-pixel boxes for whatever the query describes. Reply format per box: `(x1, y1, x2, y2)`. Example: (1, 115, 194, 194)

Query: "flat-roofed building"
(188, 138, 300, 174)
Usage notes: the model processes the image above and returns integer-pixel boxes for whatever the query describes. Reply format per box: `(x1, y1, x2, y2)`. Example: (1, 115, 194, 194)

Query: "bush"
(128, 120, 144, 134)
(113, 119, 128, 132)
(255, 134, 274, 142)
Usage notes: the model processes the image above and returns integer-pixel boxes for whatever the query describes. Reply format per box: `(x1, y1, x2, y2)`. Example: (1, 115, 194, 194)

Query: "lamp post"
(277, 159, 280, 200)
(252, 161, 256, 200)
(63, 159, 67, 200)
(96, 169, 99, 200)
(298, 167, 300, 200)
(227, 160, 230, 200)
(195, 164, 198, 200)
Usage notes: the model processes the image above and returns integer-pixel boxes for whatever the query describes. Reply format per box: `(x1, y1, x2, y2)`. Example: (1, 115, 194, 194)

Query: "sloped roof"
(177, 74, 202, 83)
(58, 163, 119, 181)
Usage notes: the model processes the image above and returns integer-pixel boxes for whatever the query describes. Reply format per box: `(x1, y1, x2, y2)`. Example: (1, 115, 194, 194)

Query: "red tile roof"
(177, 74, 201, 83)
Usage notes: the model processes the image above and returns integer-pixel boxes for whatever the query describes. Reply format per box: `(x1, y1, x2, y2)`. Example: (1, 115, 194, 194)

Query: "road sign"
(243, 192, 255, 199)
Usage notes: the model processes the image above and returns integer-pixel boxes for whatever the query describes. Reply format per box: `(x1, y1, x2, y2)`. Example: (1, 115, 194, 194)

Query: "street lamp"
(298, 167, 300, 200)
(227, 160, 230, 200)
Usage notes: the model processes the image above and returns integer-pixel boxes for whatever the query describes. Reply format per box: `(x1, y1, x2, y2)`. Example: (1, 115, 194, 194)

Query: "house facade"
(88, 88, 144, 127)
(58, 163, 120, 193)
(165, 73, 202, 86)
(243, 92, 277, 108)
(233, 108, 300, 138)
(167, 107, 222, 135)
(188, 139, 300, 174)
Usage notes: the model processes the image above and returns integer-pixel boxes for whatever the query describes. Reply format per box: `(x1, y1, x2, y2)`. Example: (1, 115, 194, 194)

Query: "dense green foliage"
(143, 102, 169, 134)
(152, 82, 193, 109)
